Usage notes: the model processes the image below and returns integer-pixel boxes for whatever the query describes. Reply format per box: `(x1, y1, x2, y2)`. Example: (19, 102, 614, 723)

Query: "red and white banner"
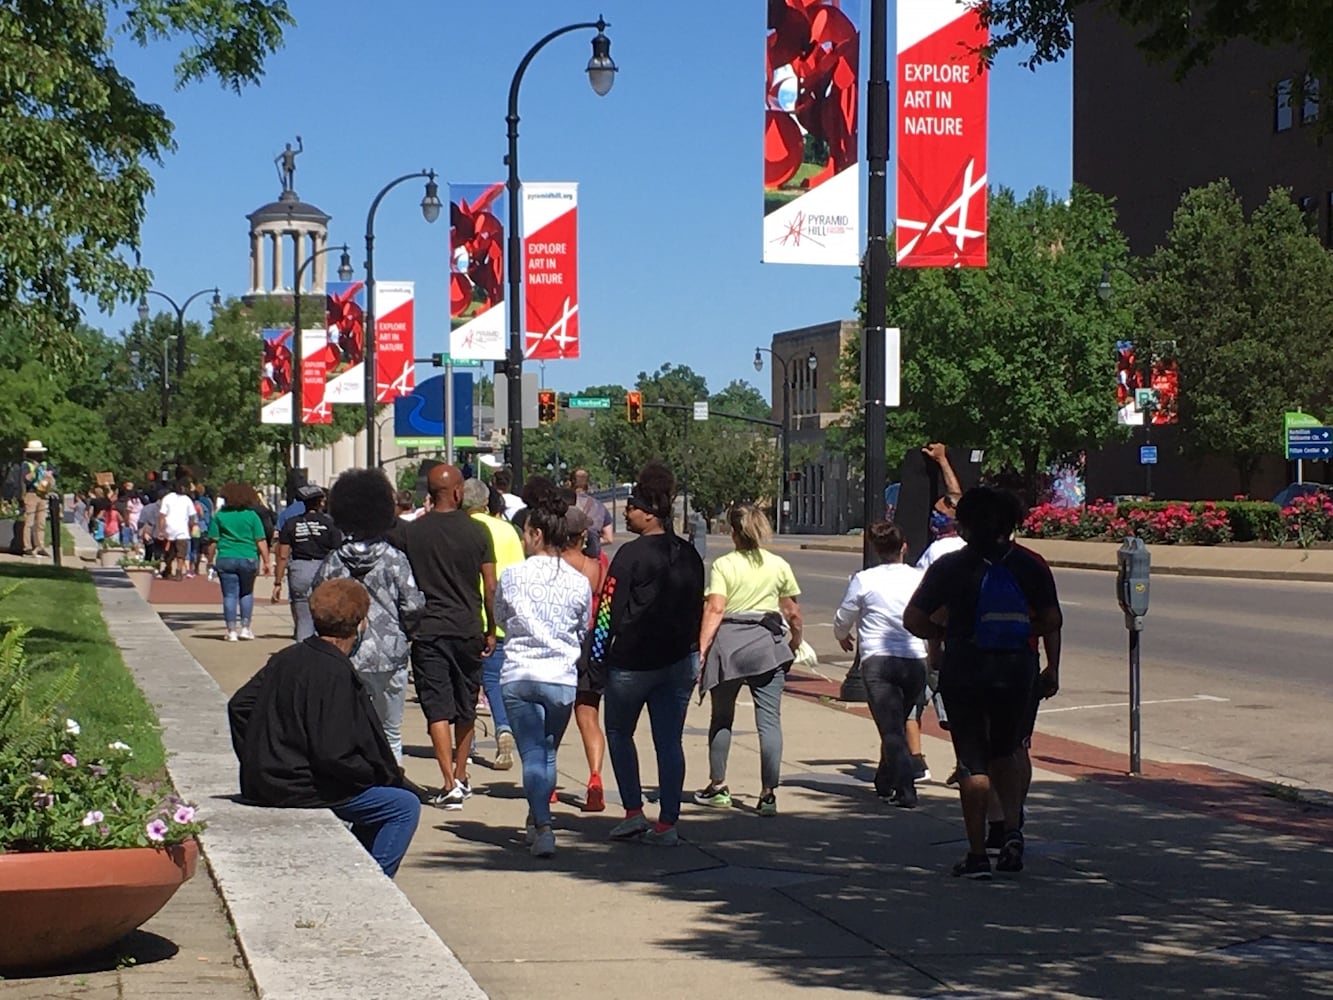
(323, 280, 366, 404)
(374, 280, 415, 402)
(300, 328, 332, 424)
(763, 0, 860, 266)
(523, 183, 579, 360)
(895, 1, 989, 267)
(260, 327, 331, 425)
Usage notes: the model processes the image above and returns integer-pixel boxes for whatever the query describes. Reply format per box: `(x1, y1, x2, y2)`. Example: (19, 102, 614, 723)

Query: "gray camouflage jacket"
(314, 539, 425, 674)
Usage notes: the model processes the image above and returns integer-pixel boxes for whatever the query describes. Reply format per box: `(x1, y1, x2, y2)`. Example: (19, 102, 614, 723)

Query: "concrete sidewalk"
(165, 599, 1333, 1000)
(792, 534, 1333, 582)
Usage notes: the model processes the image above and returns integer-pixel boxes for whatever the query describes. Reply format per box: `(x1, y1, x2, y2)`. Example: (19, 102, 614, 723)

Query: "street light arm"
(364, 171, 435, 265)
(179, 286, 219, 315)
(142, 288, 182, 315)
(295, 242, 351, 286)
(507, 20, 606, 125)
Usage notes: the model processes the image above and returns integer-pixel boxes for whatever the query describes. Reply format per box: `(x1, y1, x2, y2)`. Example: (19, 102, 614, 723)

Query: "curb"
(92, 568, 489, 1000)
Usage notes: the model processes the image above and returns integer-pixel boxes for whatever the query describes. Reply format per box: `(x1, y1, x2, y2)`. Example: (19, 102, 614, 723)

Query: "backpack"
(973, 551, 1032, 651)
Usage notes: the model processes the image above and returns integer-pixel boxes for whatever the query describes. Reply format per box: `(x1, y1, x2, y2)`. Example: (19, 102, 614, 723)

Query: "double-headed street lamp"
(504, 16, 617, 487)
(363, 171, 442, 467)
(754, 346, 818, 533)
(137, 285, 222, 426)
(289, 243, 354, 469)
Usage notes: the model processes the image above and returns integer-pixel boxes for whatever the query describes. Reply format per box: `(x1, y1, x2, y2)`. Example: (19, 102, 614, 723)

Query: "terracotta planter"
(0, 838, 198, 972)
(97, 547, 128, 567)
(123, 567, 155, 600)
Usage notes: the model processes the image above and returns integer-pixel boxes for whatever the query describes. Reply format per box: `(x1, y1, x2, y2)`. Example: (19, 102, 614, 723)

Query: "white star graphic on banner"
(525, 297, 579, 358)
(896, 158, 988, 262)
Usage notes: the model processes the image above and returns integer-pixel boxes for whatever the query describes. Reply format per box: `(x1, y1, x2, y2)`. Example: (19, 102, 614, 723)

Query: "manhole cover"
(664, 864, 833, 889)
(1215, 937, 1333, 969)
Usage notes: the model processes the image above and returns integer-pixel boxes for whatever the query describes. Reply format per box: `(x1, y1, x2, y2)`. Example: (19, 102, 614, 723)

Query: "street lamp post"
(364, 171, 442, 467)
(290, 243, 354, 469)
(137, 285, 223, 423)
(504, 16, 617, 488)
(754, 347, 818, 533)
(862, 0, 890, 570)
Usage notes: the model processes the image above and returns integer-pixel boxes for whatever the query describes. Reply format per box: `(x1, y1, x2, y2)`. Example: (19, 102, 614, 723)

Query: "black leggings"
(862, 655, 927, 797)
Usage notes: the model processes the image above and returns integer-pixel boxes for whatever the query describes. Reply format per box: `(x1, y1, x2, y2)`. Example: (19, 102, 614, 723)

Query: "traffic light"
(538, 389, 558, 425)
(626, 390, 643, 424)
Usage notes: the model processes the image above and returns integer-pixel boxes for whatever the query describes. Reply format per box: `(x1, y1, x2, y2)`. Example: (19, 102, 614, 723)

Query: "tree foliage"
(1141, 181, 1333, 490)
(0, 0, 293, 361)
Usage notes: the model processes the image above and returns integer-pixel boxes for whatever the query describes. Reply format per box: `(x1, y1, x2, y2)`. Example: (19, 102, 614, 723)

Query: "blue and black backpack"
(973, 550, 1032, 651)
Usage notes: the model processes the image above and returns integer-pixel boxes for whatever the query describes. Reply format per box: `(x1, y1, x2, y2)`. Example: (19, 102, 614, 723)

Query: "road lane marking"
(1043, 694, 1231, 713)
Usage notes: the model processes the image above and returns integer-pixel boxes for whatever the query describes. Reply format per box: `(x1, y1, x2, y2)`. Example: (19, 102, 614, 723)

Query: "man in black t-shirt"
(905, 487, 1062, 880)
(403, 464, 496, 810)
(272, 484, 342, 640)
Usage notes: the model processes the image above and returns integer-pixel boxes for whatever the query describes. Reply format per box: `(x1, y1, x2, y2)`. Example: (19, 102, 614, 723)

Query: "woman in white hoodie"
(495, 478, 592, 859)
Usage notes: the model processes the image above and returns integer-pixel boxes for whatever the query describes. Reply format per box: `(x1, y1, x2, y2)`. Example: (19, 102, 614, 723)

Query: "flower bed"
(1023, 496, 1333, 547)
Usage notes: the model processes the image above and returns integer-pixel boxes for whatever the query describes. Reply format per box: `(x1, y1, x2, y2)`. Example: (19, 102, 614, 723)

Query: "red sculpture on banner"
(765, 0, 858, 192)
(450, 183, 505, 319)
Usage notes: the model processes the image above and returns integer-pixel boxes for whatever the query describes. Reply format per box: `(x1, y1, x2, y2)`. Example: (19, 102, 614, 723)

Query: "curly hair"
(219, 481, 259, 509)
(310, 579, 370, 638)
(327, 468, 397, 540)
(521, 476, 572, 550)
(633, 461, 675, 522)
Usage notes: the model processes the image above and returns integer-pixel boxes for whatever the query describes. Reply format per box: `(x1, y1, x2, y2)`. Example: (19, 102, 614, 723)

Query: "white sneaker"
(226, 630, 239, 642)
(239, 626, 255, 640)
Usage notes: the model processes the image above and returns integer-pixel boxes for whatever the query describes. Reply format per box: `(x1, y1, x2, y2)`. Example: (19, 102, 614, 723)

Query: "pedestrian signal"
(626, 390, 644, 424)
(538, 390, 558, 425)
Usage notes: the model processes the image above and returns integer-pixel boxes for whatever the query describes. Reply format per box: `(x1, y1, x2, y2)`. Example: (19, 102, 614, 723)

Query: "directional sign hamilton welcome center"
(567, 396, 611, 409)
(1286, 425, 1332, 460)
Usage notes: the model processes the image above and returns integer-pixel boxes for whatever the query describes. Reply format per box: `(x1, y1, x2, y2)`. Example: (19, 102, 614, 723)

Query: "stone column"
(271, 231, 284, 292)
(312, 232, 327, 292)
(249, 230, 263, 294)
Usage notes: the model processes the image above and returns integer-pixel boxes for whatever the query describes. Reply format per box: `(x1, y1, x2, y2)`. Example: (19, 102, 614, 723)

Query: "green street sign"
(429, 353, 485, 369)
(568, 396, 611, 409)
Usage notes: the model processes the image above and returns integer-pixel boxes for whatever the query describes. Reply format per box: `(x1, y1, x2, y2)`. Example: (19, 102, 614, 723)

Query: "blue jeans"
(501, 680, 575, 828)
(331, 785, 421, 878)
(481, 641, 510, 738)
(215, 557, 258, 628)
(604, 654, 698, 826)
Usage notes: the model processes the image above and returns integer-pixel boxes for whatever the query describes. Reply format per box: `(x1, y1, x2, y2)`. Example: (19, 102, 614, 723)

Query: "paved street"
(766, 541, 1333, 795)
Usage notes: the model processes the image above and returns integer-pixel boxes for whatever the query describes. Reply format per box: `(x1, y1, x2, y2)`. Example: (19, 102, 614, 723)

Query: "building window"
(1325, 192, 1333, 246)
(1300, 195, 1317, 232)
(1276, 79, 1294, 131)
(1304, 76, 1320, 124)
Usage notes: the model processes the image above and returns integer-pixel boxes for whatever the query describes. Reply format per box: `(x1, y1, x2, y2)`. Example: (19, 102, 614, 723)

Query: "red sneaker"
(549, 788, 559, 804)
(583, 775, 606, 812)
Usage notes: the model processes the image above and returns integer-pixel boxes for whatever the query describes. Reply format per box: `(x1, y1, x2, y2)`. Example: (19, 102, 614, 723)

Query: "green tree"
(834, 186, 1135, 492)
(1142, 181, 1333, 491)
(709, 379, 771, 420)
(982, 1, 1333, 96)
(0, 0, 293, 361)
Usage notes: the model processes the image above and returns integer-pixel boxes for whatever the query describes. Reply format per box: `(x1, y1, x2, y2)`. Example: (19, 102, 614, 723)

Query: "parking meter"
(1116, 536, 1151, 630)
(1115, 535, 1150, 774)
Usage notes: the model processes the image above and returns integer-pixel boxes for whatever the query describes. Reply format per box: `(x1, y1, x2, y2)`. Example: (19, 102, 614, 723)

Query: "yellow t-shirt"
(707, 548, 800, 613)
(472, 512, 526, 639)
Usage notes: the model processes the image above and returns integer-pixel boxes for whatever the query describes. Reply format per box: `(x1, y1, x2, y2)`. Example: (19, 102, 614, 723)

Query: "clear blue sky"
(103, 0, 1071, 396)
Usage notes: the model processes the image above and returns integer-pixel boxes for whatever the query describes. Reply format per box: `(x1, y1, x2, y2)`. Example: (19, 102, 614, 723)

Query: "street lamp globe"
(421, 176, 443, 224)
(806, 350, 818, 372)
(210, 288, 223, 314)
(753, 349, 764, 372)
(1097, 264, 1112, 302)
(586, 24, 617, 96)
(137, 296, 150, 323)
(337, 248, 354, 282)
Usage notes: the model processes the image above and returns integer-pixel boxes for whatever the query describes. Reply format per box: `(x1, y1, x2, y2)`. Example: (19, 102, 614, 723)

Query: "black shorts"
(1021, 685, 1043, 745)
(939, 650, 1038, 776)
(577, 657, 606, 702)
(411, 635, 484, 725)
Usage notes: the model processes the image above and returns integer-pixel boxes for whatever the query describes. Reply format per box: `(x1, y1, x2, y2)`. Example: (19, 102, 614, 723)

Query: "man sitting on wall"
(227, 578, 421, 878)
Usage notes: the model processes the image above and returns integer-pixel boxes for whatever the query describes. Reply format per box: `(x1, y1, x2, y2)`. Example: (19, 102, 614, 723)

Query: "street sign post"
(568, 396, 611, 409)
(1283, 411, 1328, 483)
(1139, 445, 1158, 465)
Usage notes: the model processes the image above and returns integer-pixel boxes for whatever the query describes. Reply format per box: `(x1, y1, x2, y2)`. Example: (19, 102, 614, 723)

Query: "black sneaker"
(951, 853, 992, 880)
(945, 766, 967, 788)
(911, 754, 931, 782)
(986, 820, 1006, 850)
(996, 831, 1025, 873)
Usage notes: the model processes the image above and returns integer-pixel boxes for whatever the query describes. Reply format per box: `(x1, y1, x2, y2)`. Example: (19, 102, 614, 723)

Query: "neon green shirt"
(472, 512, 526, 639)
(706, 548, 800, 613)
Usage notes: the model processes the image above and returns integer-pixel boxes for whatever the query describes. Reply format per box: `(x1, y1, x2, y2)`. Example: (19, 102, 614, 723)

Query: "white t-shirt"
(502, 492, 525, 521)
(495, 555, 591, 687)
(158, 493, 196, 541)
(833, 563, 927, 659)
(917, 534, 966, 570)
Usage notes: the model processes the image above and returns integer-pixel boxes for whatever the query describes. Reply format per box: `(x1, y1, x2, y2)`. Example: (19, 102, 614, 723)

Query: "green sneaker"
(757, 793, 777, 817)
(609, 813, 652, 841)
(693, 783, 732, 808)
(641, 825, 679, 847)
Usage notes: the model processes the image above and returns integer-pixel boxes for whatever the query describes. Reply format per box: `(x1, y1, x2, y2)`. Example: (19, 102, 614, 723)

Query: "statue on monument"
(275, 136, 303, 194)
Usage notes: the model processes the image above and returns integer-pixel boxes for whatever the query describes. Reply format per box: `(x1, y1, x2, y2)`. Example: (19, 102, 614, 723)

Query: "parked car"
(1272, 482, 1331, 507)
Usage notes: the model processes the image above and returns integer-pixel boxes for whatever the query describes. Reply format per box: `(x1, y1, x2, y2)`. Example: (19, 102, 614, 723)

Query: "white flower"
(65, 718, 81, 735)
(108, 741, 132, 753)
(81, 810, 105, 827)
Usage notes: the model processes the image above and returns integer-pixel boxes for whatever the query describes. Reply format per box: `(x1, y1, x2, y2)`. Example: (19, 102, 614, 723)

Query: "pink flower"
(172, 805, 196, 825)
(61, 753, 78, 767)
(98, 824, 110, 836)
(82, 810, 105, 827)
(146, 819, 169, 842)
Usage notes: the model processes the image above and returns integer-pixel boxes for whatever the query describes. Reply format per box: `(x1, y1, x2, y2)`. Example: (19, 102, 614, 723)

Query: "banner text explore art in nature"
(524, 182, 579, 360)
(374, 280, 415, 403)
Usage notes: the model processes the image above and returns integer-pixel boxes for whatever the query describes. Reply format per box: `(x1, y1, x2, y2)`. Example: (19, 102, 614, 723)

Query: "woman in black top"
(590, 462, 704, 847)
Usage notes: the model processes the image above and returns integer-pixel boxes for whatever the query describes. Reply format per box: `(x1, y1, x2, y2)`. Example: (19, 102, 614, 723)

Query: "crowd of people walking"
(223, 449, 1061, 883)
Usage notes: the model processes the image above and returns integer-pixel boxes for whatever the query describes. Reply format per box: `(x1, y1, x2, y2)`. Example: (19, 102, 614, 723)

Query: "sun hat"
(23, 440, 47, 453)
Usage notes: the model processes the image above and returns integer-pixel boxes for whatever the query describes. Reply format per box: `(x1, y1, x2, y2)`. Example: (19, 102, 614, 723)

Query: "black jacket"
(227, 637, 401, 808)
